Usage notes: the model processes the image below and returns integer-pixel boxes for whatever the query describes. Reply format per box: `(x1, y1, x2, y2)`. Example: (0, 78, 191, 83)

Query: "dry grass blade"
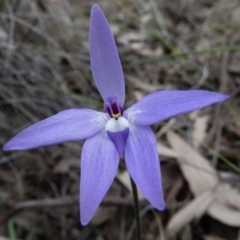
(191, 114, 209, 148)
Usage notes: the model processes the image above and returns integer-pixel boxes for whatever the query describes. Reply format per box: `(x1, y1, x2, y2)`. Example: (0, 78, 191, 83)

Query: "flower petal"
(80, 131, 119, 225)
(90, 4, 125, 105)
(125, 90, 229, 125)
(125, 125, 165, 210)
(3, 109, 108, 151)
(106, 116, 130, 157)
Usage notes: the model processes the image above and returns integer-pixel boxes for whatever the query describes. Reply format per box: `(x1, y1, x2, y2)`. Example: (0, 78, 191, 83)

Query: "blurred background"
(0, 0, 240, 239)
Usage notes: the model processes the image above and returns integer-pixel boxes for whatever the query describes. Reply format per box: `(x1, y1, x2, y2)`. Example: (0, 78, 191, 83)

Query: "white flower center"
(105, 116, 129, 132)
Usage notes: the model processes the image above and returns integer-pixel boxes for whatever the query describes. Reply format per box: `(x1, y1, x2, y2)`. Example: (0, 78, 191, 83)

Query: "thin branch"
(0, 195, 147, 225)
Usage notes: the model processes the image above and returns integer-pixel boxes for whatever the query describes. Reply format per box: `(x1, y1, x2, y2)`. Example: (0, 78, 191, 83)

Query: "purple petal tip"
(3, 144, 10, 151)
(221, 94, 230, 100)
(155, 201, 165, 211)
(126, 90, 230, 126)
(91, 4, 101, 11)
(90, 3, 125, 105)
(3, 140, 20, 151)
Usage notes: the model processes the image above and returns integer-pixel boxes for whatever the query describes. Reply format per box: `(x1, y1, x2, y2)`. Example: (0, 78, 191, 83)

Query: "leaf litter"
(166, 130, 240, 235)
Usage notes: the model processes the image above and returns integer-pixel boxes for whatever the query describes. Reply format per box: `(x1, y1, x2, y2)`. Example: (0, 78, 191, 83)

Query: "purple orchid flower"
(3, 4, 229, 225)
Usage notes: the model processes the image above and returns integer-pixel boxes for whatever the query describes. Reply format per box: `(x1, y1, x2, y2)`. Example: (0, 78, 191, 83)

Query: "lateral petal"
(80, 131, 119, 225)
(125, 90, 229, 125)
(3, 109, 108, 150)
(125, 125, 165, 210)
(90, 4, 125, 105)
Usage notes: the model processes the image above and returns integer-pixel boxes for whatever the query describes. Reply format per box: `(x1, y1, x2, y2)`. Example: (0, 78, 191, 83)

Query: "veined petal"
(90, 4, 125, 105)
(3, 109, 108, 151)
(80, 131, 119, 225)
(125, 125, 165, 210)
(125, 90, 229, 125)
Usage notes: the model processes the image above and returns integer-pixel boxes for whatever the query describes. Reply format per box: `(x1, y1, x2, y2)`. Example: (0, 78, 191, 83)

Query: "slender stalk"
(130, 176, 141, 240)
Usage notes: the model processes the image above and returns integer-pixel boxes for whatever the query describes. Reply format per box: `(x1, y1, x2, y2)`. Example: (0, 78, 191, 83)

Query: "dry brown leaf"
(208, 201, 240, 227)
(207, 183, 240, 226)
(166, 130, 240, 233)
(167, 130, 218, 196)
(167, 191, 215, 235)
(157, 142, 177, 158)
(53, 158, 79, 174)
(214, 183, 240, 209)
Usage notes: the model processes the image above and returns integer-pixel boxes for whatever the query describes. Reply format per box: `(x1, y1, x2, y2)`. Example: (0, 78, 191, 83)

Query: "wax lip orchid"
(3, 4, 229, 225)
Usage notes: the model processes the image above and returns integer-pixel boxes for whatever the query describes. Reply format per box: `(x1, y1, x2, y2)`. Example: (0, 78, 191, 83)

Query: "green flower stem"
(130, 176, 141, 240)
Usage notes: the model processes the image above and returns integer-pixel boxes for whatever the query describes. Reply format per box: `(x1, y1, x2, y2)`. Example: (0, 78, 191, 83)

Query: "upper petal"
(90, 4, 125, 105)
(125, 125, 165, 210)
(125, 90, 229, 125)
(3, 109, 108, 151)
(80, 131, 119, 225)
